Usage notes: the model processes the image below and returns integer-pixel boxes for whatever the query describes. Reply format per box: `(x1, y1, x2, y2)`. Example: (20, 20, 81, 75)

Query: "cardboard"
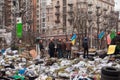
(29, 49, 37, 58)
(107, 45, 116, 55)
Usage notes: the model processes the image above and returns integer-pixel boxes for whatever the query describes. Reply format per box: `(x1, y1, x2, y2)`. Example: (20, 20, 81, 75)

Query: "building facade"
(45, 0, 115, 39)
(32, 0, 48, 38)
(4, 0, 12, 28)
(0, 0, 5, 29)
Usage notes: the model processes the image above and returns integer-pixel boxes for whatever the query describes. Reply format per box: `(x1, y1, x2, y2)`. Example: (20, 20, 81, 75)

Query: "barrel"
(101, 66, 120, 80)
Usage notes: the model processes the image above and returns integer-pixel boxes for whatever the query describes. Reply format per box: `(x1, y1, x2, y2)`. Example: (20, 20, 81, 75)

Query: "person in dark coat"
(39, 39, 45, 58)
(82, 37, 89, 58)
(48, 38, 55, 58)
(61, 39, 67, 58)
(57, 39, 62, 58)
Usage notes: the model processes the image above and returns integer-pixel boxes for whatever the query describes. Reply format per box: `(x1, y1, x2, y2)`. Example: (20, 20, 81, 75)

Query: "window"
(42, 18, 45, 22)
(42, 23, 45, 27)
(37, 25, 39, 28)
(37, 10, 39, 13)
(37, 0, 39, 3)
(37, 30, 39, 33)
(37, 15, 39, 18)
(63, 7, 66, 13)
(37, 20, 39, 23)
(37, 5, 39, 8)
(57, 1, 59, 4)
(63, 0, 66, 6)
(42, 29, 45, 33)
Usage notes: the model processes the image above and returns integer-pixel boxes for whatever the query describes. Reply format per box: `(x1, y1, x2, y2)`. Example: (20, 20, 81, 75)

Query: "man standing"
(39, 39, 45, 58)
(57, 39, 62, 58)
(48, 38, 55, 58)
(82, 37, 89, 58)
(61, 39, 66, 58)
(66, 39, 72, 59)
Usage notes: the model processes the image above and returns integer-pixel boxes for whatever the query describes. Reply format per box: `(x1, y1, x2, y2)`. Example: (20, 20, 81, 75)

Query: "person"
(48, 38, 55, 58)
(66, 39, 72, 59)
(39, 39, 45, 58)
(57, 39, 62, 58)
(111, 32, 120, 54)
(82, 37, 89, 58)
(61, 39, 67, 58)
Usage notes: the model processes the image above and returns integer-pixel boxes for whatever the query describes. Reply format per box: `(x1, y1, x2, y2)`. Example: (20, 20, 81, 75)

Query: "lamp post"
(68, 1, 73, 40)
(88, 2, 93, 48)
(55, 1, 60, 38)
(96, 5, 101, 49)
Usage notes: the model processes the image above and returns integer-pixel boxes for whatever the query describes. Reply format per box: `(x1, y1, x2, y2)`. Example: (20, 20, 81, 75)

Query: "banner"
(16, 17, 22, 38)
(107, 45, 116, 55)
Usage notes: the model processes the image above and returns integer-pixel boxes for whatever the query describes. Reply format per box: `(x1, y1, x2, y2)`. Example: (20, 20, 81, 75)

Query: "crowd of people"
(38, 38, 73, 59)
(38, 36, 89, 59)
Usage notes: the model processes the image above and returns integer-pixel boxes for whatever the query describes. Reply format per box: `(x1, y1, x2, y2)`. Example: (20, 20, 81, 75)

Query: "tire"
(101, 73, 120, 80)
(101, 66, 120, 77)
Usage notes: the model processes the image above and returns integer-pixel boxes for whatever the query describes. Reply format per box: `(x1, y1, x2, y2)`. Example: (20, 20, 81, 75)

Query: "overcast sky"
(115, 0, 120, 11)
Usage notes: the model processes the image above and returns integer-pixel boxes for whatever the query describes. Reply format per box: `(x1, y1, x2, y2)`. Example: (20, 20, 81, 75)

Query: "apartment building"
(0, 0, 5, 29)
(32, 0, 48, 38)
(45, 0, 115, 38)
(4, 0, 12, 27)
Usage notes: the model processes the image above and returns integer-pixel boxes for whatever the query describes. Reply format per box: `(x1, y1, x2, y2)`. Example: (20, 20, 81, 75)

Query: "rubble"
(0, 47, 120, 80)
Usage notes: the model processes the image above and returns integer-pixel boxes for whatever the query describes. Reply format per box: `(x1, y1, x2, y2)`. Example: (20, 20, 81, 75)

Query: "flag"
(110, 30, 116, 40)
(16, 17, 22, 38)
(107, 34, 111, 45)
(98, 31, 105, 39)
(71, 34, 77, 45)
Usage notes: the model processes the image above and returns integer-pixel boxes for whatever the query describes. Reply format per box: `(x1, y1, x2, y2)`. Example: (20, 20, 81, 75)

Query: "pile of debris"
(0, 47, 120, 80)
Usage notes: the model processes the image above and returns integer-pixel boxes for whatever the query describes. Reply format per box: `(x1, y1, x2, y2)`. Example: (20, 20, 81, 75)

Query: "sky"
(115, 0, 120, 11)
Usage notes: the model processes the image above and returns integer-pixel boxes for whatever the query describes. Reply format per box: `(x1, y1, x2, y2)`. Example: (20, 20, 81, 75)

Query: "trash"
(0, 46, 120, 80)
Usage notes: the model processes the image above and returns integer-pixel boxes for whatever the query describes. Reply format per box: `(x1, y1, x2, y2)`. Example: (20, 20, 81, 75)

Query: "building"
(46, 4, 54, 37)
(4, 0, 12, 28)
(0, 0, 6, 47)
(45, 0, 115, 39)
(0, 0, 5, 29)
(31, 0, 48, 38)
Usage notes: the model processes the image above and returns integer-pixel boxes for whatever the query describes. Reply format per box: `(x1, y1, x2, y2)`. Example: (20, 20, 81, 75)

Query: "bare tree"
(71, 8, 88, 50)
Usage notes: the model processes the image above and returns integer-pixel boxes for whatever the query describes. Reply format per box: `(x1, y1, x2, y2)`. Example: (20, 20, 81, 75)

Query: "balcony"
(55, 19, 60, 23)
(55, 4, 60, 8)
(55, 12, 60, 16)
(68, 2, 73, 6)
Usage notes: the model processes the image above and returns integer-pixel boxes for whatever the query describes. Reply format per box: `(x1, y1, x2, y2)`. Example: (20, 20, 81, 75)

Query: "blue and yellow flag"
(71, 34, 77, 45)
(98, 31, 105, 39)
